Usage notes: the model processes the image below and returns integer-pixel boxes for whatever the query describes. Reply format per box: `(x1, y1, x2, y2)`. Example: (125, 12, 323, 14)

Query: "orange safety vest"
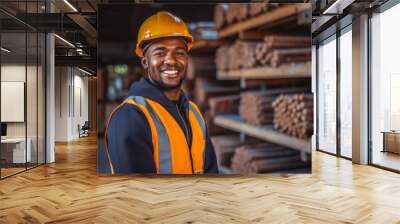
(105, 96, 207, 174)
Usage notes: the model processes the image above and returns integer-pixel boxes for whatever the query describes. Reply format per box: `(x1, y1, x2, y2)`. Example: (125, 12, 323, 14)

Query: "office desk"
(1, 138, 32, 163)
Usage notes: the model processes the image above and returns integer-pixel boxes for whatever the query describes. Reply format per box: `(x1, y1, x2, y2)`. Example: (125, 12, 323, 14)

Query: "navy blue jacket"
(106, 77, 219, 174)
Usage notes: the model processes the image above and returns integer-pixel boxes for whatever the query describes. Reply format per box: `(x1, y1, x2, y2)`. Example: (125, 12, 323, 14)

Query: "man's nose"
(164, 51, 177, 66)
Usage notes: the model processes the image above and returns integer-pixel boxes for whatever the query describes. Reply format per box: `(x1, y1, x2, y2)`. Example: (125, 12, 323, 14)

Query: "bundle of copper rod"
(215, 41, 261, 71)
(208, 95, 240, 117)
(269, 48, 311, 67)
(214, 4, 228, 29)
(211, 135, 261, 167)
(239, 88, 309, 126)
(216, 35, 310, 71)
(248, 3, 270, 16)
(272, 93, 313, 139)
(256, 35, 310, 67)
(230, 143, 307, 174)
(193, 77, 240, 110)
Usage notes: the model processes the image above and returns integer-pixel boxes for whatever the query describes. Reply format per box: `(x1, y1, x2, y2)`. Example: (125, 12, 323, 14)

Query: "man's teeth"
(163, 70, 178, 75)
(162, 70, 178, 78)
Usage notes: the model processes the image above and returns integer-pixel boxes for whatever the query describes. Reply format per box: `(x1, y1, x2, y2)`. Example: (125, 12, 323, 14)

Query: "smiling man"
(105, 11, 219, 174)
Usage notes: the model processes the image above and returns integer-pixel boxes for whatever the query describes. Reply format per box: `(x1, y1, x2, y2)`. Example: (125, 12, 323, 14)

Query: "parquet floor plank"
(0, 135, 399, 223)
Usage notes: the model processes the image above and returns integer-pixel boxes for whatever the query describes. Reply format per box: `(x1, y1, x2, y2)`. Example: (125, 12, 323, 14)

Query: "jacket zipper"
(176, 104, 194, 174)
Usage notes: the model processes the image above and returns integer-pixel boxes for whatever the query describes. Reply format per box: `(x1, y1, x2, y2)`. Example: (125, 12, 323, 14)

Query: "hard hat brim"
(135, 33, 194, 57)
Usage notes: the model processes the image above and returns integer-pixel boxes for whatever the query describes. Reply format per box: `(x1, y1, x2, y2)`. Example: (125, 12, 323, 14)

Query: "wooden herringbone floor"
(1, 135, 400, 224)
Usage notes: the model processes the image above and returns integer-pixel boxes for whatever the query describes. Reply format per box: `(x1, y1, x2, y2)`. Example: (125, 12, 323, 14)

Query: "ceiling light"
(63, 0, 78, 12)
(54, 34, 75, 48)
(78, 67, 93, 76)
(1, 47, 11, 53)
(323, 0, 355, 15)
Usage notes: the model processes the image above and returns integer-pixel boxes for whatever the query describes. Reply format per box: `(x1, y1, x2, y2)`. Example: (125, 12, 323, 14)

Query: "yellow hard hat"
(135, 11, 194, 57)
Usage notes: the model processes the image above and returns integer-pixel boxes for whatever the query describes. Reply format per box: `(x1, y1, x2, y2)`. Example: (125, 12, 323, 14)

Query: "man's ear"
(141, 57, 148, 69)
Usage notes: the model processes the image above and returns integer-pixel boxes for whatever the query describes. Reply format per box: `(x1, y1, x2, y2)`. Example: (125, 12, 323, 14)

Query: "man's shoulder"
(107, 101, 151, 138)
(109, 101, 147, 124)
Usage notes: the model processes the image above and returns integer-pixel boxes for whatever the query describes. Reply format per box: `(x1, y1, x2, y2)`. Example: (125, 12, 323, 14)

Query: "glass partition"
(371, 3, 400, 171)
(317, 35, 337, 155)
(1, 26, 28, 178)
(0, 1, 46, 179)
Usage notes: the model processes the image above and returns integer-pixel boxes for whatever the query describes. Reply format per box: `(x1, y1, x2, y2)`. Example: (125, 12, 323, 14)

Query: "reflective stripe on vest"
(124, 96, 206, 174)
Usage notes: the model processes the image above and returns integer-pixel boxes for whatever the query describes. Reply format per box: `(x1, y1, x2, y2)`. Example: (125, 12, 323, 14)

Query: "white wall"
(1, 65, 37, 138)
(1, 82, 25, 122)
(55, 67, 69, 141)
(1, 64, 26, 81)
(1, 65, 26, 142)
(55, 67, 89, 141)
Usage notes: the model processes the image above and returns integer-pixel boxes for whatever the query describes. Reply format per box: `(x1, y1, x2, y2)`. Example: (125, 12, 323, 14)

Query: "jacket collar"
(127, 77, 189, 109)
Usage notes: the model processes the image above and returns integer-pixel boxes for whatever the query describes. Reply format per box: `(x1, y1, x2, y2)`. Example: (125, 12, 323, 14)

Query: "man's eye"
(175, 51, 187, 56)
(154, 51, 165, 56)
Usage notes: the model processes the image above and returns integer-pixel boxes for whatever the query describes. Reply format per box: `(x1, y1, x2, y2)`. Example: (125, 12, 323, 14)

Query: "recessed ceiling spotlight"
(63, 0, 78, 12)
(78, 67, 94, 76)
(1, 47, 11, 53)
(54, 34, 75, 48)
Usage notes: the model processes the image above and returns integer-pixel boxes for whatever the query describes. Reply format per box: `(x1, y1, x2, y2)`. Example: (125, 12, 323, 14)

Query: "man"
(105, 11, 219, 174)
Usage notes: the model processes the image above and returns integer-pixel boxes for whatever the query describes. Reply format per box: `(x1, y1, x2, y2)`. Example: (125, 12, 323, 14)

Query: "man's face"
(142, 37, 188, 90)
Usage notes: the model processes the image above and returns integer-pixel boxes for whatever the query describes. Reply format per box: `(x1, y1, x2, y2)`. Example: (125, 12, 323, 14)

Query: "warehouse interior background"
(0, 0, 400, 222)
(97, 3, 312, 174)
